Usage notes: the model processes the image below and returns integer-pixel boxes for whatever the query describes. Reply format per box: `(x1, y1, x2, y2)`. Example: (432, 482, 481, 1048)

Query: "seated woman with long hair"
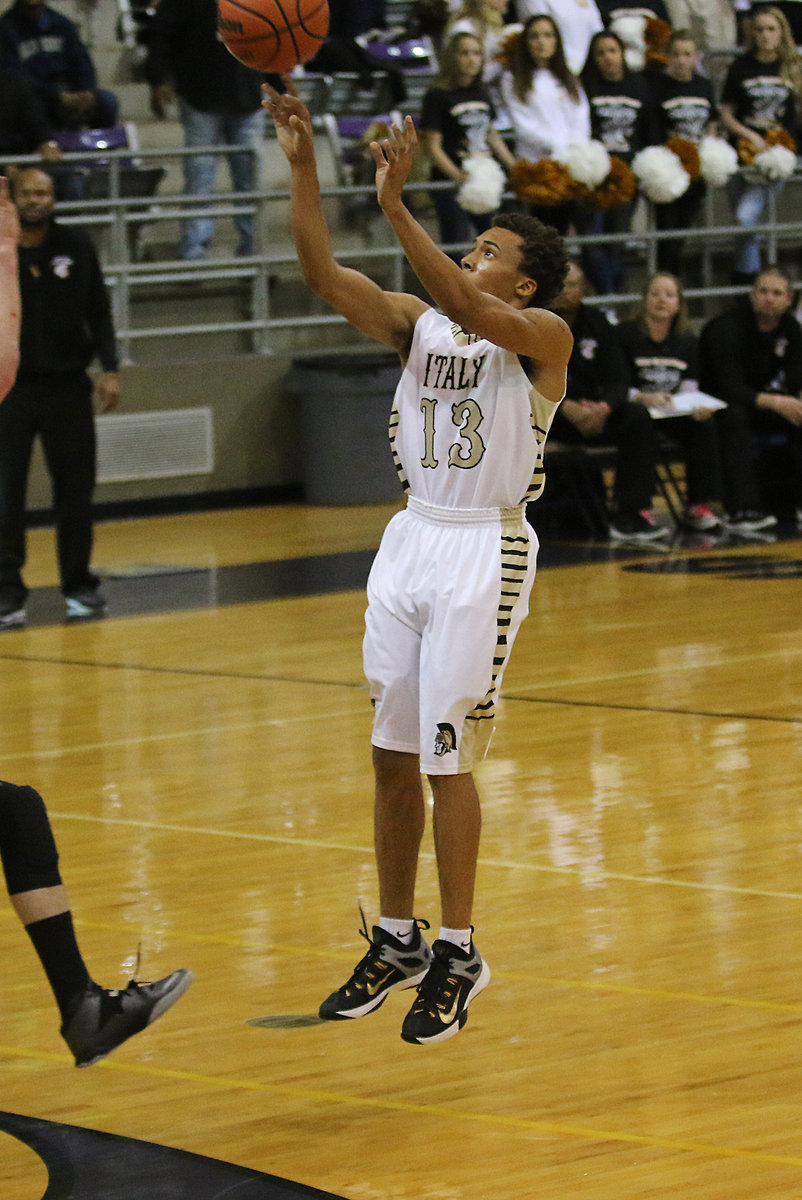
(616, 271, 725, 533)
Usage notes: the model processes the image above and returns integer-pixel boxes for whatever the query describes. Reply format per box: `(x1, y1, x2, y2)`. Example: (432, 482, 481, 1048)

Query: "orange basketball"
(217, 0, 329, 74)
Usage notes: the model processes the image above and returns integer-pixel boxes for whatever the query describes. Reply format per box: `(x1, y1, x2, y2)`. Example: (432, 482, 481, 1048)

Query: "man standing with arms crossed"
(266, 90, 571, 1044)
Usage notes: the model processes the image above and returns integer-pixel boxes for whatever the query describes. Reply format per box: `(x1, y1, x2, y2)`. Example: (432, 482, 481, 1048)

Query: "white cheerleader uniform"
(363, 307, 561, 775)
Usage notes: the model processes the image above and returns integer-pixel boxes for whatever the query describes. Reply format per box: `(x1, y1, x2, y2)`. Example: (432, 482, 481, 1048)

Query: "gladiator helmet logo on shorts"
(434, 723, 457, 756)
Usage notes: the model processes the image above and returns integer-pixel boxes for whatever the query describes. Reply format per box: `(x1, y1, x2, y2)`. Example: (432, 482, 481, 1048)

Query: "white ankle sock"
(380, 917, 415, 944)
(438, 926, 473, 952)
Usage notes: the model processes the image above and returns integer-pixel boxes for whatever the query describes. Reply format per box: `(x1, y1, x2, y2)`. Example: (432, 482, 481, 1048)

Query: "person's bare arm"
(0, 177, 20, 402)
(370, 118, 572, 401)
(264, 89, 426, 357)
(718, 102, 766, 152)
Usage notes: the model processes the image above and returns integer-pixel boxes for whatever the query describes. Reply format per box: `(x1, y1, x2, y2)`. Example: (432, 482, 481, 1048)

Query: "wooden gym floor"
(1, 499, 801, 1199)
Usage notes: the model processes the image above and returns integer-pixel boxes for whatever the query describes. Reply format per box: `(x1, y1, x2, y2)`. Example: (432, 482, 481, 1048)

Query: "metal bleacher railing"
(5, 141, 801, 366)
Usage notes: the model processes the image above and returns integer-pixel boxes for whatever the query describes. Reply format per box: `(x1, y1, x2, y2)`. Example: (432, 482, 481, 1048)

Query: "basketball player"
(266, 91, 571, 1044)
(0, 179, 192, 1067)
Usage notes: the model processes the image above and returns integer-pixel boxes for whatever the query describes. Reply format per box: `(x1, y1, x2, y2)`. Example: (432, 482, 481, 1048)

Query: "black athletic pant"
(550, 400, 659, 514)
(655, 181, 706, 278)
(0, 373, 98, 605)
(715, 402, 802, 514)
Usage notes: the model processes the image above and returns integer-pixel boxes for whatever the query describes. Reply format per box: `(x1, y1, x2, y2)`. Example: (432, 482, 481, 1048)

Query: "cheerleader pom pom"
(752, 144, 797, 181)
(558, 140, 611, 189)
(632, 145, 690, 202)
(609, 15, 646, 71)
(457, 154, 507, 214)
(699, 136, 739, 186)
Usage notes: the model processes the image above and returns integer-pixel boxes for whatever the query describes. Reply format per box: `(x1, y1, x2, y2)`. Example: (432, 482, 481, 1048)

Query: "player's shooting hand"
(262, 85, 314, 164)
(370, 116, 417, 211)
(0, 177, 20, 243)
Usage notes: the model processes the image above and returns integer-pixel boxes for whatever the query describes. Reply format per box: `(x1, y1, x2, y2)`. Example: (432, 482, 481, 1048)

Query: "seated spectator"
(0, 64, 61, 162)
(514, 0, 604, 76)
(718, 6, 802, 282)
(663, 0, 736, 47)
(648, 28, 718, 276)
(549, 260, 668, 542)
(420, 31, 515, 247)
(580, 28, 656, 292)
(500, 15, 590, 232)
(0, 0, 119, 132)
(616, 271, 725, 531)
(700, 266, 802, 529)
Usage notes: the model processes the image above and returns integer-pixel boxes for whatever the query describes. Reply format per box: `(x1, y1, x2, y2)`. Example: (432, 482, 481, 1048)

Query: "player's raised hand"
(370, 116, 418, 211)
(262, 85, 315, 164)
(0, 176, 20, 244)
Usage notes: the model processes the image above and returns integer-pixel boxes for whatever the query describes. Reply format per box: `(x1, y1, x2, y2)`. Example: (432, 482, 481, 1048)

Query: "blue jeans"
(179, 101, 264, 260)
(727, 174, 785, 276)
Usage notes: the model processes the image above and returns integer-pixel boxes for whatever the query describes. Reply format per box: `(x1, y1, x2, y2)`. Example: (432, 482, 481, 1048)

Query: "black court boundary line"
(0, 1109, 347, 1200)
(1, 648, 799, 727)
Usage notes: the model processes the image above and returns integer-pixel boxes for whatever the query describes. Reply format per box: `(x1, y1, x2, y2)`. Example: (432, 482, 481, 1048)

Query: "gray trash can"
(285, 353, 402, 505)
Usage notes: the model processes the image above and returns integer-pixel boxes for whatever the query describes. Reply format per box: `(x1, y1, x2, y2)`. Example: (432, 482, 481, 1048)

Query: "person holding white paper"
(616, 271, 725, 531)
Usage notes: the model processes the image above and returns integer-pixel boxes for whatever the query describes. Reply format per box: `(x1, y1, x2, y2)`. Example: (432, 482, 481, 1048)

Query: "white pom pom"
(699, 136, 739, 186)
(610, 14, 646, 69)
(752, 144, 797, 181)
(609, 14, 646, 46)
(558, 140, 611, 189)
(631, 145, 690, 202)
(457, 154, 506, 214)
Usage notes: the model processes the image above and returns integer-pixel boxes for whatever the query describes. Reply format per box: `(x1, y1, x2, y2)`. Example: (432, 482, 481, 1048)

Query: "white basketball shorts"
(363, 496, 538, 775)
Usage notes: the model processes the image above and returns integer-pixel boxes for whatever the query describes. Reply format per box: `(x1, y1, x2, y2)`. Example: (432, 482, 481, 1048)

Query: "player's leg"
(319, 521, 433, 1022)
(401, 513, 536, 1044)
(1, 780, 192, 1066)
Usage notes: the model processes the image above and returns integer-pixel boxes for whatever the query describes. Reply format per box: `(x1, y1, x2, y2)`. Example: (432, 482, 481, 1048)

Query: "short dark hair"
(492, 211, 569, 308)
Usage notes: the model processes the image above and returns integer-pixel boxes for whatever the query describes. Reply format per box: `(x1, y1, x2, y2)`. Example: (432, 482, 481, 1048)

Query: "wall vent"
(96, 408, 214, 483)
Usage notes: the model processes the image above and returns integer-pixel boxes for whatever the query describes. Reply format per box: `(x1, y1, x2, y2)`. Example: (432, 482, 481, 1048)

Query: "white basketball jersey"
(390, 307, 560, 509)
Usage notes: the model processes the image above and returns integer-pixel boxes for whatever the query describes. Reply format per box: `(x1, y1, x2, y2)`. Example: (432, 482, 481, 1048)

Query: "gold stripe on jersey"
(466, 531, 530, 724)
(388, 399, 410, 492)
(522, 384, 559, 503)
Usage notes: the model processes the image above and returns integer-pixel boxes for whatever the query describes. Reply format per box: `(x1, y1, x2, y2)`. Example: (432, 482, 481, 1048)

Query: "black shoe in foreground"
(319, 915, 432, 1021)
(401, 938, 490, 1045)
(61, 969, 193, 1067)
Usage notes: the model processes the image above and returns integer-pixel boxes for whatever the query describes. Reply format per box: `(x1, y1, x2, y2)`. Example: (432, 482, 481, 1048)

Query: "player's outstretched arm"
(371, 119, 571, 393)
(0, 176, 20, 402)
(263, 88, 426, 356)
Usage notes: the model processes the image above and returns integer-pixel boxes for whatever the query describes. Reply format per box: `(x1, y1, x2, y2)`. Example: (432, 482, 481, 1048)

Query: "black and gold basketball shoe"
(319, 915, 432, 1021)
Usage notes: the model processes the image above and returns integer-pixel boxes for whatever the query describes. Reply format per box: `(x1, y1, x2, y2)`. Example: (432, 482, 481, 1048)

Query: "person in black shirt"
(700, 266, 802, 528)
(0, 167, 119, 629)
(420, 31, 515, 247)
(0, 0, 119, 132)
(580, 29, 655, 292)
(648, 28, 717, 277)
(718, 7, 802, 280)
(550, 259, 667, 540)
(616, 270, 725, 531)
